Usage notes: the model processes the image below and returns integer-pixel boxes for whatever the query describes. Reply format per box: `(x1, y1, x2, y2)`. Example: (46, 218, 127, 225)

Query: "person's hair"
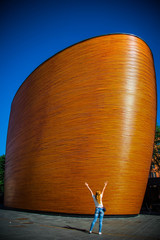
(95, 191, 101, 204)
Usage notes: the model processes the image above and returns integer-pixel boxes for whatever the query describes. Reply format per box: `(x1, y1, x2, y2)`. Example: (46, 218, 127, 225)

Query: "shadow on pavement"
(63, 225, 89, 233)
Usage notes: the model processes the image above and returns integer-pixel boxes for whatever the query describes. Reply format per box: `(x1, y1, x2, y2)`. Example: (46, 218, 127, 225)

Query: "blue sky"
(1, 0, 160, 155)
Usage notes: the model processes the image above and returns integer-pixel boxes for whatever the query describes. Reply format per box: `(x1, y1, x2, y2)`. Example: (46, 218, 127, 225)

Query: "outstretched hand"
(104, 181, 108, 186)
(85, 182, 93, 195)
(101, 181, 108, 197)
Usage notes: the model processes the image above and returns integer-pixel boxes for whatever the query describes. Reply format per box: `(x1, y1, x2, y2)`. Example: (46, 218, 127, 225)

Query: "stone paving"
(0, 209, 160, 240)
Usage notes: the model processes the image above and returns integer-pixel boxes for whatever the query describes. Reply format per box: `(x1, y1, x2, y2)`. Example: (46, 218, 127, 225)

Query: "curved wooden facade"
(4, 34, 157, 215)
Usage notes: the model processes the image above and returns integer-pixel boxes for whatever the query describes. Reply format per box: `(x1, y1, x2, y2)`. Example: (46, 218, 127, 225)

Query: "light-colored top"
(92, 194, 103, 208)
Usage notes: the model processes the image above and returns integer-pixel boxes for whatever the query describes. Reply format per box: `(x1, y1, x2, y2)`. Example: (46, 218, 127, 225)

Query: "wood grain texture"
(4, 34, 157, 215)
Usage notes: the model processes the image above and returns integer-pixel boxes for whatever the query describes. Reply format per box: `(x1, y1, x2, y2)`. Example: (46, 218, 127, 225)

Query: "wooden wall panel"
(4, 34, 156, 215)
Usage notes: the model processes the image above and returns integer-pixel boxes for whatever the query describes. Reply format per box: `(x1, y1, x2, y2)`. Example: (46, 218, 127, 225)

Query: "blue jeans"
(90, 207, 104, 233)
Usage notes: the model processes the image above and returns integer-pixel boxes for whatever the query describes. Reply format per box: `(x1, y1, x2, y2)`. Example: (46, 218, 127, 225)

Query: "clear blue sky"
(1, 0, 160, 155)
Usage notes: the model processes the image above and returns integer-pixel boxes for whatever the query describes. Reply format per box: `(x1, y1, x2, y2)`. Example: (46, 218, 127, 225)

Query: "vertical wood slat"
(4, 34, 156, 215)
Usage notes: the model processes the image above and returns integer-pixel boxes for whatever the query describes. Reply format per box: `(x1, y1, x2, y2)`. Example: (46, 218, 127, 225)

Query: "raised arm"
(101, 181, 108, 197)
(85, 182, 93, 196)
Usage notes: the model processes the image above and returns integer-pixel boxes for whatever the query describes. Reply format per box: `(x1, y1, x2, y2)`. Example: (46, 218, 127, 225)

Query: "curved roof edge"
(11, 33, 154, 105)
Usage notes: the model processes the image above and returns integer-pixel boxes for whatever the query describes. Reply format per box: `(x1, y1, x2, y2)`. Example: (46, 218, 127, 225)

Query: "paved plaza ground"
(0, 208, 160, 240)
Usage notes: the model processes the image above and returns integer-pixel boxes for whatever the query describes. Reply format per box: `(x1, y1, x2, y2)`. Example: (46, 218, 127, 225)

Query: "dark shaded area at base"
(141, 177, 160, 214)
(0, 203, 139, 218)
(0, 204, 153, 218)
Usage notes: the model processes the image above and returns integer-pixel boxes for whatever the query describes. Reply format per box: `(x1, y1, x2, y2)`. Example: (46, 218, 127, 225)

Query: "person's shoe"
(89, 231, 92, 234)
(99, 232, 102, 235)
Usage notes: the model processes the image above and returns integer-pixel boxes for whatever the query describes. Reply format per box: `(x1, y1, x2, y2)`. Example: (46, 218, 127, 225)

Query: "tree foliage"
(151, 126, 160, 171)
(0, 155, 5, 193)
